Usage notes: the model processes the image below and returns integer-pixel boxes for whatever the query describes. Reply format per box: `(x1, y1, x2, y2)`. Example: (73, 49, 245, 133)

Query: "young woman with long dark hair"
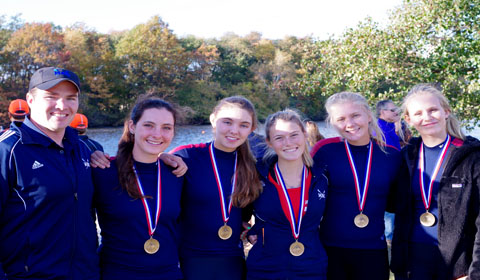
(93, 96, 184, 279)
(171, 96, 262, 280)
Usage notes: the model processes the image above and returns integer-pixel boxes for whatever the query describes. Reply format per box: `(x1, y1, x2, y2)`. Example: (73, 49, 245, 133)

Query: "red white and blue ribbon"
(418, 135, 451, 211)
(274, 163, 307, 240)
(344, 140, 373, 213)
(133, 160, 161, 237)
(209, 142, 238, 225)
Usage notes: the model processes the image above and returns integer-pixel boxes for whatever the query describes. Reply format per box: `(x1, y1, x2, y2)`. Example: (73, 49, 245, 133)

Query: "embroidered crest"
(317, 189, 326, 200)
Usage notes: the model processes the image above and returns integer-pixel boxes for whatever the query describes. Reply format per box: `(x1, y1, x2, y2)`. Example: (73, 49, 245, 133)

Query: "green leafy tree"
(297, 0, 480, 127)
(115, 16, 190, 107)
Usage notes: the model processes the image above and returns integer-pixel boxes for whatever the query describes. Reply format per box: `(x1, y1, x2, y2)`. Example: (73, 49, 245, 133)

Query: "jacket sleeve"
(386, 151, 402, 213)
(468, 157, 480, 279)
(390, 156, 411, 277)
(0, 147, 18, 218)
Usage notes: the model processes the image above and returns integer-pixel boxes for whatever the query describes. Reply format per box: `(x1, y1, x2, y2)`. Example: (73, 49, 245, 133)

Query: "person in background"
(70, 113, 104, 152)
(391, 84, 480, 280)
(8, 99, 29, 123)
(376, 99, 403, 246)
(305, 120, 324, 149)
(93, 96, 183, 279)
(171, 96, 262, 280)
(0, 99, 30, 136)
(311, 92, 401, 280)
(376, 100, 401, 150)
(246, 109, 328, 279)
(0, 67, 99, 279)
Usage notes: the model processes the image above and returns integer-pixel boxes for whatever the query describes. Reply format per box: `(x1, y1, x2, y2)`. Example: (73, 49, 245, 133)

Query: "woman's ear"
(128, 120, 135, 134)
(209, 113, 216, 129)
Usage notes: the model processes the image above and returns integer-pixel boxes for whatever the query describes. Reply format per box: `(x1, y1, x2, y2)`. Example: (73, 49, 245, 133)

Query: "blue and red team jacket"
(172, 142, 245, 258)
(93, 159, 183, 280)
(311, 137, 401, 250)
(0, 118, 99, 279)
(246, 158, 328, 279)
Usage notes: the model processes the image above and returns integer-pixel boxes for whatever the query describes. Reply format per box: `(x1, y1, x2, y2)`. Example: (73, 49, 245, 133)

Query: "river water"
(88, 122, 480, 156)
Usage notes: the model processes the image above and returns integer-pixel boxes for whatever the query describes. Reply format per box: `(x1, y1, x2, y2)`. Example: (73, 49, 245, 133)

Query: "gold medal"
(144, 237, 160, 254)
(420, 211, 436, 227)
(354, 213, 369, 228)
(289, 240, 305, 256)
(218, 224, 233, 240)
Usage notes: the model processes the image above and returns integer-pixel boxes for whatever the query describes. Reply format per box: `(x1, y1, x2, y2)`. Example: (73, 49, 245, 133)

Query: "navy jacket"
(78, 135, 104, 153)
(172, 142, 245, 258)
(311, 137, 401, 249)
(247, 158, 328, 279)
(0, 118, 99, 279)
(93, 159, 183, 280)
(391, 136, 480, 280)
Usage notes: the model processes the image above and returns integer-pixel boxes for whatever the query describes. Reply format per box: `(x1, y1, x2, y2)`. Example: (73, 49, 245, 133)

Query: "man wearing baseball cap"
(0, 67, 99, 279)
(70, 113, 104, 152)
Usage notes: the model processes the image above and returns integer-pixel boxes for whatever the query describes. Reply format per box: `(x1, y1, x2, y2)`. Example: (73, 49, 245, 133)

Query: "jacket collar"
(13, 117, 79, 149)
(403, 135, 480, 176)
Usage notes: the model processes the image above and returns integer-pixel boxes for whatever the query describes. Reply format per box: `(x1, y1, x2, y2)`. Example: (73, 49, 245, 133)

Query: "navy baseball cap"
(29, 67, 81, 93)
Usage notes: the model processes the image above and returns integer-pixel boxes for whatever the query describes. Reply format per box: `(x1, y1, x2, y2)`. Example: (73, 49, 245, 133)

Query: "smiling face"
(210, 105, 254, 152)
(27, 81, 79, 141)
(404, 92, 449, 143)
(329, 101, 372, 146)
(130, 107, 175, 163)
(267, 119, 307, 164)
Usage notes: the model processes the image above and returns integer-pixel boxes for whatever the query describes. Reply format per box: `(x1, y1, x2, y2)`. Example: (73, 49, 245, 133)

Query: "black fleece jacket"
(391, 136, 480, 280)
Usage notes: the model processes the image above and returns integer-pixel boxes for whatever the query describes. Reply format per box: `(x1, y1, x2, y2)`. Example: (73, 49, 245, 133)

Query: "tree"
(1, 22, 65, 92)
(63, 24, 126, 125)
(297, 0, 480, 127)
(115, 16, 190, 106)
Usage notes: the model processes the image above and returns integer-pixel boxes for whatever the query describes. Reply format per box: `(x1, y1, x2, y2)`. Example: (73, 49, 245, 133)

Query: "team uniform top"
(0, 118, 99, 280)
(93, 159, 183, 280)
(79, 135, 104, 153)
(311, 137, 401, 249)
(246, 158, 328, 280)
(172, 142, 245, 258)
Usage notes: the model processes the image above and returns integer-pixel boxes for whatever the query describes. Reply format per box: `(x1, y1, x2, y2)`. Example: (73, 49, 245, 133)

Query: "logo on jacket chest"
(82, 158, 90, 169)
(317, 189, 326, 200)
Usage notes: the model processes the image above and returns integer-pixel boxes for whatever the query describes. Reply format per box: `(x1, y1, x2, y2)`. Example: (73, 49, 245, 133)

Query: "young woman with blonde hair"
(311, 92, 402, 280)
(391, 84, 480, 280)
(246, 109, 328, 279)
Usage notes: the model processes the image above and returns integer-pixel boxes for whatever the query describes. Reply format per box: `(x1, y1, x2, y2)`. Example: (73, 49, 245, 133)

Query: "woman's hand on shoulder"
(90, 151, 111, 169)
(159, 153, 187, 177)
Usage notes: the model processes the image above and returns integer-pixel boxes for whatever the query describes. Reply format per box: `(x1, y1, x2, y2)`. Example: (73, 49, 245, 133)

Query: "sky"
(2, 0, 403, 39)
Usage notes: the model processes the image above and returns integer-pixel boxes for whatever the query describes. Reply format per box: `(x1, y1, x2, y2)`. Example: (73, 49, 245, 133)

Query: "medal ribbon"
(418, 135, 451, 211)
(344, 140, 373, 212)
(273, 163, 307, 240)
(133, 160, 161, 237)
(209, 142, 238, 224)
